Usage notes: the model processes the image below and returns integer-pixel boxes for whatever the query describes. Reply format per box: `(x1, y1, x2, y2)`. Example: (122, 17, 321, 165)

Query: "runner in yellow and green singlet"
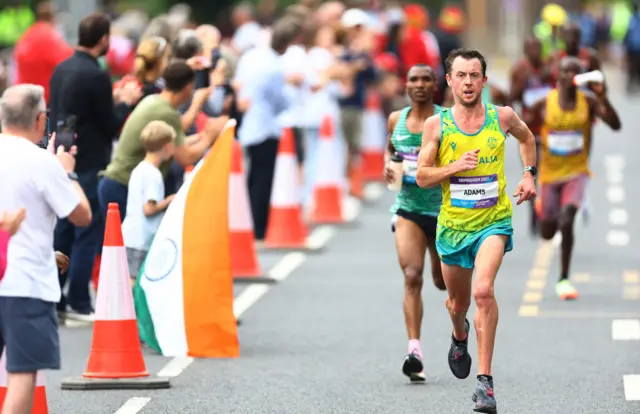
(416, 49, 537, 414)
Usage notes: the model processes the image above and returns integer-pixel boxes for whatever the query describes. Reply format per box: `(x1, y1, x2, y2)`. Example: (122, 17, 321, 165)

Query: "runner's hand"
(513, 174, 537, 205)
(383, 163, 396, 183)
(588, 81, 606, 98)
(453, 149, 479, 172)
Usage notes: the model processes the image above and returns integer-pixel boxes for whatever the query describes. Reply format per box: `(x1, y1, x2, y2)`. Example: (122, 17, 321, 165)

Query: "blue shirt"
(235, 47, 291, 146)
(338, 50, 377, 109)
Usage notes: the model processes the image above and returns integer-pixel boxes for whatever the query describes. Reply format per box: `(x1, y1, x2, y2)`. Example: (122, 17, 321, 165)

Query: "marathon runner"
(525, 57, 621, 301)
(549, 22, 601, 82)
(417, 48, 537, 413)
(509, 37, 553, 235)
(384, 64, 446, 383)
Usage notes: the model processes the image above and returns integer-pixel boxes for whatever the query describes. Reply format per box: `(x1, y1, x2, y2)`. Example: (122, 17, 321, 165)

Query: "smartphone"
(56, 115, 76, 152)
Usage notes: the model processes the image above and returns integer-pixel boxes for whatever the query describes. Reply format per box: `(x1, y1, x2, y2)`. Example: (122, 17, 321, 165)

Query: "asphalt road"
(44, 74, 640, 414)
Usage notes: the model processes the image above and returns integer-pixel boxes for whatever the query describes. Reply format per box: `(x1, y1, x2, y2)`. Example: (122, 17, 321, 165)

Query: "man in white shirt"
(231, 3, 262, 55)
(0, 84, 91, 413)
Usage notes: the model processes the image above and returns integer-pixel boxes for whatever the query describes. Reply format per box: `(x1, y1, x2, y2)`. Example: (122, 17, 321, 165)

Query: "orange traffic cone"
(264, 128, 312, 251)
(310, 115, 346, 224)
(360, 91, 386, 182)
(229, 141, 272, 284)
(91, 255, 101, 292)
(60, 203, 169, 390)
(349, 158, 364, 200)
(0, 351, 48, 413)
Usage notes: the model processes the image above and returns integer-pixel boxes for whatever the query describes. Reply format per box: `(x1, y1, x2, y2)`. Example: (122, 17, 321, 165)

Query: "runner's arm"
(499, 106, 536, 172)
(586, 49, 602, 71)
(585, 92, 621, 131)
(385, 111, 401, 163)
(416, 114, 456, 188)
(508, 65, 526, 105)
(492, 85, 510, 106)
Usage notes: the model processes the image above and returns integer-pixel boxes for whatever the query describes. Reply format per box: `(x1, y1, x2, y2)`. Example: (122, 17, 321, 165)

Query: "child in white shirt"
(122, 120, 177, 285)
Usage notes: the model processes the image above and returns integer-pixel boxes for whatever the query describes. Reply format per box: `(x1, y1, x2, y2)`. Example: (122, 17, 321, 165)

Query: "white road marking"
(612, 320, 640, 340)
(606, 170, 624, 185)
(624, 375, 640, 401)
(552, 232, 562, 248)
(156, 356, 194, 378)
(307, 226, 336, 250)
(609, 208, 629, 226)
(113, 397, 151, 414)
(606, 230, 630, 246)
(604, 154, 625, 169)
(607, 186, 625, 204)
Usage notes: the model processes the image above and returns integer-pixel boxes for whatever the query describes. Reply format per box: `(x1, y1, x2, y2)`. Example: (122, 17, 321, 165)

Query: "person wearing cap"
(338, 8, 378, 197)
(534, 3, 568, 59)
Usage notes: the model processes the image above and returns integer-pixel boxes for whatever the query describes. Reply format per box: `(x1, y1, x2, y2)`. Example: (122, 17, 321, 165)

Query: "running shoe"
(402, 352, 425, 382)
(448, 318, 472, 379)
(472, 376, 497, 413)
(556, 279, 579, 300)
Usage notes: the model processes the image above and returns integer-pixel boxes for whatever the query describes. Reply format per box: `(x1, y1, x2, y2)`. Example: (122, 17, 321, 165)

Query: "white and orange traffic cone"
(264, 128, 321, 251)
(229, 140, 272, 284)
(360, 91, 387, 182)
(61, 203, 169, 390)
(0, 351, 48, 413)
(310, 115, 350, 224)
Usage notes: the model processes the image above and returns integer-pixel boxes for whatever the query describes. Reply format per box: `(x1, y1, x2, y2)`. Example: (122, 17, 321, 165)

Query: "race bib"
(523, 86, 552, 107)
(450, 174, 499, 209)
(402, 153, 418, 183)
(547, 131, 584, 156)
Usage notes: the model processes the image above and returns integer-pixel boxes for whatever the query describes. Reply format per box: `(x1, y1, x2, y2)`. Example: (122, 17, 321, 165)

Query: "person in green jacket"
(0, 1, 35, 50)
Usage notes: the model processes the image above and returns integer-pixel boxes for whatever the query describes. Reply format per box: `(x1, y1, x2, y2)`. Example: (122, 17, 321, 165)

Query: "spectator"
(234, 18, 303, 240)
(231, 2, 263, 54)
(122, 121, 176, 287)
(0, 0, 34, 51)
(142, 15, 176, 45)
(98, 61, 227, 218)
(128, 36, 170, 100)
(49, 12, 141, 323)
(0, 84, 91, 414)
(338, 9, 377, 196)
(14, 1, 73, 104)
(625, 1, 640, 93)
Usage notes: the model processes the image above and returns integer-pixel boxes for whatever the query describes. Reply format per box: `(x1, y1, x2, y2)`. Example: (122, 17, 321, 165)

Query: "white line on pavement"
(307, 226, 336, 250)
(606, 170, 624, 185)
(156, 356, 194, 378)
(624, 375, 640, 400)
(604, 154, 625, 169)
(606, 230, 630, 247)
(113, 397, 151, 414)
(364, 183, 384, 202)
(609, 208, 629, 226)
(607, 186, 625, 204)
(611, 320, 640, 340)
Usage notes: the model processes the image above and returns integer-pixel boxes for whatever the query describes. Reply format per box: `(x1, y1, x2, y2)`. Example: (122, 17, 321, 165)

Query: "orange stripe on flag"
(182, 124, 240, 357)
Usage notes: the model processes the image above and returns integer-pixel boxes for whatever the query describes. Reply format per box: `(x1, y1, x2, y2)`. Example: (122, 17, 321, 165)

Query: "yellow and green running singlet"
(436, 104, 512, 233)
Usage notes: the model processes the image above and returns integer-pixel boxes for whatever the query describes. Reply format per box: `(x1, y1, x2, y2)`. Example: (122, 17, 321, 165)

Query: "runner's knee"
(540, 222, 556, 240)
(403, 266, 424, 290)
(473, 281, 495, 307)
(446, 296, 470, 314)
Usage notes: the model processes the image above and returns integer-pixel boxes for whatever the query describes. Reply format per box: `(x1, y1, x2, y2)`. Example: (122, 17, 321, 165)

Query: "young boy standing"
(122, 120, 177, 284)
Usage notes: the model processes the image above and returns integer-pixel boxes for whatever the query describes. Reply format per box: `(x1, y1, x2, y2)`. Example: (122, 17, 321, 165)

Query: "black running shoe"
(472, 376, 497, 413)
(402, 352, 425, 382)
(447, 318, 472, 379)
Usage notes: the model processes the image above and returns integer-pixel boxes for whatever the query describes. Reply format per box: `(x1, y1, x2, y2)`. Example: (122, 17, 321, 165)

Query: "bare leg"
(472, 235, 507, 376)
(442, 263, 473, 341)
(394, 217, 428, 342)
(2, 372, 36, 414)
(426, 237, 446, 291)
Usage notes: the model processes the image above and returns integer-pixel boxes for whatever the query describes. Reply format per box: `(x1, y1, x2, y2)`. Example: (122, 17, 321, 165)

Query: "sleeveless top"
(518, 59, 553, 135)
(437, 104, 512, 232)
(539, 89, 591, 184)
(390, 105, 444, 216)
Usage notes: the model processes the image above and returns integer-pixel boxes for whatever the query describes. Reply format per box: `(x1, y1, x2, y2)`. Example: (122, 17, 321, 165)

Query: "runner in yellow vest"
(417, 48, 537, 413)
(526, 57, 621, 301)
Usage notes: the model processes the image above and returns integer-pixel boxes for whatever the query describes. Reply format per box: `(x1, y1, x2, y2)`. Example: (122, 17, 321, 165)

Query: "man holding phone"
(49, 13, 141, 323)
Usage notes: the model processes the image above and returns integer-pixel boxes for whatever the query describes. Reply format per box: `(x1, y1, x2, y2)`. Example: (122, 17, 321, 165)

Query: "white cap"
(341, 8, 370, 28)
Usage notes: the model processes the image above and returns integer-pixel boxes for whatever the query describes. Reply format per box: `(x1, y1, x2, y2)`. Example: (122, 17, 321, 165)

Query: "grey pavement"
(44, 83, 640, 413)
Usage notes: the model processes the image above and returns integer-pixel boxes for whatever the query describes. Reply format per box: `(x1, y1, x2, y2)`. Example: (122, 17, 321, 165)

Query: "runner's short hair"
(445, 48, 487, 77)
(140, 120, 177, 152)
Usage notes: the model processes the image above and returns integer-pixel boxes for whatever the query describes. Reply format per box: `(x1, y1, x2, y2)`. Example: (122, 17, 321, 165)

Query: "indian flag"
(134, 120, 240, 358)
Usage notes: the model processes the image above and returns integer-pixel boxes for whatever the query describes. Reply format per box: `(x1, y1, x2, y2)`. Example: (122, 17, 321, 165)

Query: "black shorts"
(292, 127, 304, 164)
(391, 209, 438, 239)
(0, 297, 60, 372)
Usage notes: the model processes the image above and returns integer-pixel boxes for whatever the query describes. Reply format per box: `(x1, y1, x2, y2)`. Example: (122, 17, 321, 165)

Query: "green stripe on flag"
(134, 257, 162, 354)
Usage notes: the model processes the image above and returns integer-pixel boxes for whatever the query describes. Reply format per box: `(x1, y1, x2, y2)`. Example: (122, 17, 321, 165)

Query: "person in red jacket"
(14, 2, 73, 105)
